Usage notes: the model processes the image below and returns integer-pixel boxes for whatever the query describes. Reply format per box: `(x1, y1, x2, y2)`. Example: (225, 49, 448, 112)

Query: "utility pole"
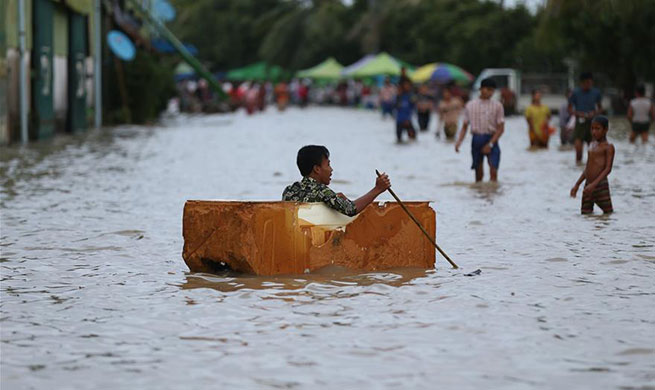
(18, 0, 28, 143)
(94, 0, 102, 128)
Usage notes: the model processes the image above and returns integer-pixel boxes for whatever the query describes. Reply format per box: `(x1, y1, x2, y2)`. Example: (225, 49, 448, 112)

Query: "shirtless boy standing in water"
(570, 116, 614, 214)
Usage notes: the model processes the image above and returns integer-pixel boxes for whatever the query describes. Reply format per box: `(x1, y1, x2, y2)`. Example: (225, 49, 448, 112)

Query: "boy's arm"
(627, 105, 633, 122)
(353, 173, 391, 214)
(455, 122, 468, 152)
(595, 97, 603, 117)
(487, 105, 506, 146)
(525, 112, 533, 131)
(650, 102, 655, 121)
(571, 171, 586, 197)
(319, 187, 358, 216)
(585, 145, 615, 192)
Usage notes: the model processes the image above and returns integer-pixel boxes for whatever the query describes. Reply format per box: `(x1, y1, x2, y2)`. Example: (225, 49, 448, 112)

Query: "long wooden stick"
(376, 170, 458, 269)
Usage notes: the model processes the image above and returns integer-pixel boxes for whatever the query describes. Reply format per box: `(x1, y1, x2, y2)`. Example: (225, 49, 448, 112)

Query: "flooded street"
(1, 107, 654, 389)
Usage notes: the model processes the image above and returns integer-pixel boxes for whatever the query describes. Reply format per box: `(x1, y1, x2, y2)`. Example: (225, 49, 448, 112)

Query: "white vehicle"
(470, 68, 521, 103)
(471, 68, 570, 113)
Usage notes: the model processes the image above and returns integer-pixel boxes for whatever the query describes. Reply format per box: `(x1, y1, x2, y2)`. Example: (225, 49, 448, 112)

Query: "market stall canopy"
(411, 63, 473, 85)
(174, 62, 195, 81)
(346, 52, 413, 78)
(340, 54, 376, 77)
(296, 57, 344, 80)
(226, 62, 289, 82)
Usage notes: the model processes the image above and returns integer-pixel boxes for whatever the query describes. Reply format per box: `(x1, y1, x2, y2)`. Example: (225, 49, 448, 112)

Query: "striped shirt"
(463, 98, 505, 134)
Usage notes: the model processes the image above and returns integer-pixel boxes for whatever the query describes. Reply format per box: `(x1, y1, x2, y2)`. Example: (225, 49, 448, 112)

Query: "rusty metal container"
(182, 201, 436, 275)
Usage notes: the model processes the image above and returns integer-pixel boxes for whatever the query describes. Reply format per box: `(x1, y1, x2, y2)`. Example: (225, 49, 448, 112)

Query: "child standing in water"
(395, 78, 417, 143)
(627, 85, 654, 144)
(570, 116, 615, 214)
(437, 87, 463, 139)
(525, 89, 551, 148)
(416, 84, 434, 132)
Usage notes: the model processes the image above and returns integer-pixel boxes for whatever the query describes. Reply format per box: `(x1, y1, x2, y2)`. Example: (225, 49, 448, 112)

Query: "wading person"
(627, 85, 654, 144)
(283, 145, 391, 216)
(455, 78, 505, 182)
(379, 77, 396, 119)
(568, 72, 602, 163)
(416, 84, 434, 132)
(525, 89, 551, 148)
(559, 89, 573, 146)
(570, 116, 615, 214)
(437, 87, 463, 139)
(395, 79, 417, 143)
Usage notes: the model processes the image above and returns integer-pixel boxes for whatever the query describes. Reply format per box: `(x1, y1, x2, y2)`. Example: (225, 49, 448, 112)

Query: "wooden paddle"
(376, 170, 458, 269)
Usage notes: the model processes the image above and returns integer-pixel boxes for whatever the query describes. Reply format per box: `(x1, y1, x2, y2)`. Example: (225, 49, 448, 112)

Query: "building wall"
(3, 0, 94, 143)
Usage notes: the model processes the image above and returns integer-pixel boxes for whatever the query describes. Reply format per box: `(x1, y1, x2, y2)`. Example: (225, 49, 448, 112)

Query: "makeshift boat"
(182, 201, 436, 275)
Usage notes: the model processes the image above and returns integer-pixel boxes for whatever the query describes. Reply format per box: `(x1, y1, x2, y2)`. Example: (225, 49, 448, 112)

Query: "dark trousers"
(418, 111, 430, 131)
(396, 120, 416, 142)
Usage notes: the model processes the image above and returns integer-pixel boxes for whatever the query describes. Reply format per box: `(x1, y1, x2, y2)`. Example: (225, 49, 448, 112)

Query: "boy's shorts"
(581, 178, 613, 214)
(573, 118, 592, 143)
(632, 122, 650, 133)
(444, 123, 457, 138)
(471, 134, 500, 170)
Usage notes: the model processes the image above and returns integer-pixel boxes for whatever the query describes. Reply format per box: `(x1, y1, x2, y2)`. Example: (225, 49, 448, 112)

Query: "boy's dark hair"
(579, 72, 593, 81)
(297, 145, 329, 176)
(481, 78, 496, 89)
(591, 115, 609, 129)
(635, 84, 645, 96)
(531, 89, 540, 96)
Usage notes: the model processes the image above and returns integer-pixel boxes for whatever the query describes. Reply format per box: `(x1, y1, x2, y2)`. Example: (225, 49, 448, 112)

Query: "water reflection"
(1, 110, 654, 389)
(180, 266, 433, 292)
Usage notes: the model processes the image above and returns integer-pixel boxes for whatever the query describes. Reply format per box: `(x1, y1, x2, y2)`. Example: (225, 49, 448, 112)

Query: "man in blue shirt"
(395, 78, 417, 143)
(568, 72, 602, 163)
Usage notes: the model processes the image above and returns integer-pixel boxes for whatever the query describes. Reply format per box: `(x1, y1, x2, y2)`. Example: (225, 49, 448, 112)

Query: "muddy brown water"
(1, 107, 654, 389)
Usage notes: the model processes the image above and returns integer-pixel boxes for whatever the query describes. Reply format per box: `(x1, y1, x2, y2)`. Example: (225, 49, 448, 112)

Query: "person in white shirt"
(627, 85, 654, 144)
(455, 78, 505, 182)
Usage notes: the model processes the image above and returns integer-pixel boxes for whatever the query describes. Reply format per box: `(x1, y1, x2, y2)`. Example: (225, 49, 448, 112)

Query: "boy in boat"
(283, 145, 391, 216)
(570, 116, 614, 214)
(455, 78, 505, 182)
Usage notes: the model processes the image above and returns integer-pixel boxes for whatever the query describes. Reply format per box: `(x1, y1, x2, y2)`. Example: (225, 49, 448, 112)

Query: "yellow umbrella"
(411, 63, 439, 83)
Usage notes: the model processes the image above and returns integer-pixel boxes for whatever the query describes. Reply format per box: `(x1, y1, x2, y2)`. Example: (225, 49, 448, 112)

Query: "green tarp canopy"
(226, 62, 289, 82)
(348, 52, 413, 78)
(175, 62, 194, 75)
(296, 57, 343, 80)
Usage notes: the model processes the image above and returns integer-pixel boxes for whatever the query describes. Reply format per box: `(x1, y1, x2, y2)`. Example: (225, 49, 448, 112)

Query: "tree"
(539, 0, 655, 94)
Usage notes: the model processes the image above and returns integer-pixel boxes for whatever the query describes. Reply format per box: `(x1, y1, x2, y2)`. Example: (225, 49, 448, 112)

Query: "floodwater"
(1, 107, 654, 389)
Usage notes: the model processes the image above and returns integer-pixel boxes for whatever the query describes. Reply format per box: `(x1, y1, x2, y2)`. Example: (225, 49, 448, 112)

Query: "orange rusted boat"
(182, 201, 436, 275)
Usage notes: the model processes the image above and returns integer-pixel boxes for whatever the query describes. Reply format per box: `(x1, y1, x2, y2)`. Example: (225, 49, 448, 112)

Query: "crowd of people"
(171, 72, 653, 215)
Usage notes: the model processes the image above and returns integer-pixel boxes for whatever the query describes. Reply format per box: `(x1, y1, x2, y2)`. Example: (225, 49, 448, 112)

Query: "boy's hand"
(455, 141, 461, 153)
(583, 183, 596, 195)
(570, 185, 578, 198)
(336, 192, 348, 200)
(375, 173, 391, 193)
(481, 144, 492, 155)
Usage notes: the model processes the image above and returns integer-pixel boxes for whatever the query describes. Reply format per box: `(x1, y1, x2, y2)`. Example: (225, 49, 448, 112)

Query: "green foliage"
(539, 0, 655, 89)
(169, 0, 285, 70)
(166, 0, 652, 90)
(105, 51, 176, 124)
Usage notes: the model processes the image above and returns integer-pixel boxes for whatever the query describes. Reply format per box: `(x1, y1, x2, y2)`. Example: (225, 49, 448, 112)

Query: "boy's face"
(533, 91, 541, 102)
(480, 87, 494, 99)
(313, 156, 333, 185)
(591, 121, 607, 141)
(581, 78, 593, 90)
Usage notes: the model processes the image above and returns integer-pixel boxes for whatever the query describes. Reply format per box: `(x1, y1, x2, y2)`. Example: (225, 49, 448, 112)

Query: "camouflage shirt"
(282, 176, 357, 216)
